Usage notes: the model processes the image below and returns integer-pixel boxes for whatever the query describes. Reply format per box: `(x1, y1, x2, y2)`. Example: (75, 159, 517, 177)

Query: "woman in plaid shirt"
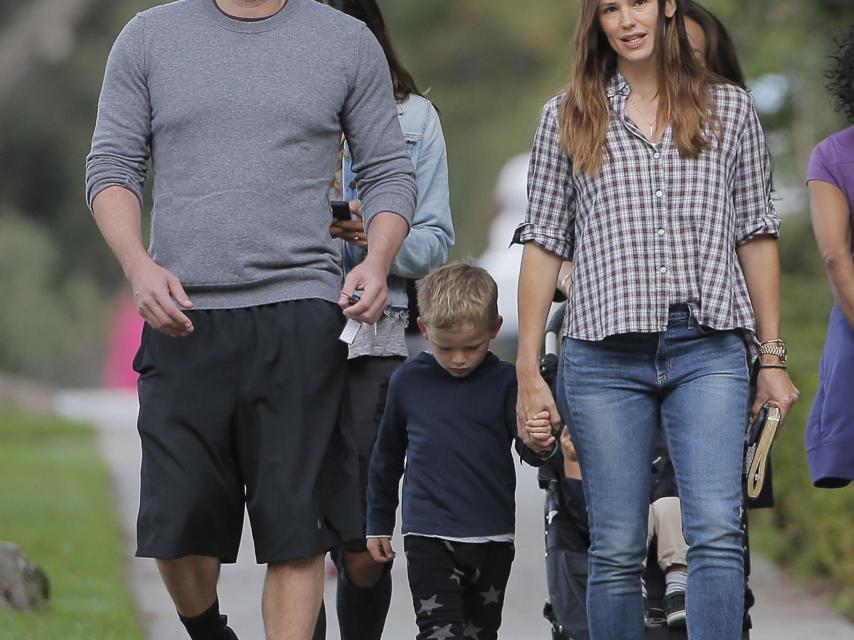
(514, 1, 799, 639)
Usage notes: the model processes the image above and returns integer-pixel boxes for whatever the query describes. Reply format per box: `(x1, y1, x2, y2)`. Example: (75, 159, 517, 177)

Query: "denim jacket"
(343, 94, 454, 310)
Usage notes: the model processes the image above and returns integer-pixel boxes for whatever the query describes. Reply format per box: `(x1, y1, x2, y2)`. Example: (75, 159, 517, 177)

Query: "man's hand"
(339, 257, 389, 324)
(516, 372, 562, 448)
(129, 257, 194, 337)
(753, 366, 799, 425)
(525, 410, 556, 453)
(366, 537, 395, 563)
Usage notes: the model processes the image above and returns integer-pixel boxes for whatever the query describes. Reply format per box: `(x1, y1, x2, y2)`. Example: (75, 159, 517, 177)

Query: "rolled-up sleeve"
(85, 15, 151, 211)
(342, 27, 417, 232)
(515, 98, 576, 260)
(733, 100, 780, 244)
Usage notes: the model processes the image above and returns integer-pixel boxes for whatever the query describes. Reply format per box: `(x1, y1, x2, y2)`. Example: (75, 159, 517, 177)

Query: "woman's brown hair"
(559, 0, 713, 175)
(682, 0, 745, 88)
(321, 0, 422, 102)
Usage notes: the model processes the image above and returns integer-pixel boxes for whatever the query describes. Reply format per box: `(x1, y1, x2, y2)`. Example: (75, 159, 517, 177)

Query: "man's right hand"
(366, 537, 395, 563)
(128, 258, 194, 337)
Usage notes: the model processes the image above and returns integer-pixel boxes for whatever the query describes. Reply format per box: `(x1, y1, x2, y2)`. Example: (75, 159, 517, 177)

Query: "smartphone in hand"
(330, 200, 352, 221)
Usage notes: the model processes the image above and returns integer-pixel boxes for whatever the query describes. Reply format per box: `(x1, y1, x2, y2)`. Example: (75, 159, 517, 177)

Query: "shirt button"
(653, 152, 661, 159)
(657, 228, 665, 236)
(655, 190, 664, 198)
(659, 266, 668, 274)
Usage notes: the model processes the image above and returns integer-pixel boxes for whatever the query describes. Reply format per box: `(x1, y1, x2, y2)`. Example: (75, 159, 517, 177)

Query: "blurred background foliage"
(0, 0, 851, 615)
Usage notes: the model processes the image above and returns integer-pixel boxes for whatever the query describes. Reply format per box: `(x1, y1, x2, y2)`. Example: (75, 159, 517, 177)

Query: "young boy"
(365, 263, 555, 640)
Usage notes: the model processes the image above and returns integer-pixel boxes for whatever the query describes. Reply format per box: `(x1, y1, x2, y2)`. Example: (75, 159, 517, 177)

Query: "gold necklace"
(629, 94, 659, 137)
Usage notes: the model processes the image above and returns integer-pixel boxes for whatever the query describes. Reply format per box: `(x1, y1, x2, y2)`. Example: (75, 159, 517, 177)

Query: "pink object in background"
(105, 297, 144, 389)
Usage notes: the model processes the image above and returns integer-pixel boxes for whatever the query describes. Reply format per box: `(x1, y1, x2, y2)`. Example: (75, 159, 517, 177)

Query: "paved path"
(55, 390, 854, 640)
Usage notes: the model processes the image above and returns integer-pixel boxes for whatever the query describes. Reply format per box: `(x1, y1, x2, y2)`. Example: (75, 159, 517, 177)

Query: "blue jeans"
(555, 306, 749, 640)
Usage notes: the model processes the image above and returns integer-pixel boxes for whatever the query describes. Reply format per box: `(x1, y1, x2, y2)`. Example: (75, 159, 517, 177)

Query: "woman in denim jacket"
(317, 1, 454, 639)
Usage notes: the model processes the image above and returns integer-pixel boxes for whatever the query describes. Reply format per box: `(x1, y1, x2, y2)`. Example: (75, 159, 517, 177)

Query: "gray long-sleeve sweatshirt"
(86, 0, 416, 309)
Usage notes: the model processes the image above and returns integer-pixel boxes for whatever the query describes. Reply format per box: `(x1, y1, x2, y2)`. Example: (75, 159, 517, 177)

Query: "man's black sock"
(178, 599, 235, 640)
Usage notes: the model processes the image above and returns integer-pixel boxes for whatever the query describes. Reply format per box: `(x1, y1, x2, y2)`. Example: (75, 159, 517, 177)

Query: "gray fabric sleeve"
(85, 15, 151, 211)
(341, 27, 417, 232)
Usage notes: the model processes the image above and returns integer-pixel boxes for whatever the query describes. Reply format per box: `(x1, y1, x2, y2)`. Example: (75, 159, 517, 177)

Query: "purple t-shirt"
(807, 125, 854, 254)
(805, 125, 854, 488)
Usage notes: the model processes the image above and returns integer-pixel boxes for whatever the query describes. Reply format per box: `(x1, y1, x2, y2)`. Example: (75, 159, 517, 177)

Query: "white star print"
(427, 624, 455, 640)
(480, 585, 502, 605)
(418, 594, 444, 615)
(464, 621, 483, 638)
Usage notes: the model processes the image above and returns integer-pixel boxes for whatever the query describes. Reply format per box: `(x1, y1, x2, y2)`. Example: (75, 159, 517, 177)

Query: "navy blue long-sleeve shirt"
(366, 351, 551, 538)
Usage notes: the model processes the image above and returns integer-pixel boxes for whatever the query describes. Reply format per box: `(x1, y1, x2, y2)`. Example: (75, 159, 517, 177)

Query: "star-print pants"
(404, 535, 515, 640)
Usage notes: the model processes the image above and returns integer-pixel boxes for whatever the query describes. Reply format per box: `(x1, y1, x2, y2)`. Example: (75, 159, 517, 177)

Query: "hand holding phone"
(330, 200, 352, 221)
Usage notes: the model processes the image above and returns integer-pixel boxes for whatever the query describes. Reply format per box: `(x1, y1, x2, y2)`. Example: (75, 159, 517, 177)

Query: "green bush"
(0, 211, 109, 381)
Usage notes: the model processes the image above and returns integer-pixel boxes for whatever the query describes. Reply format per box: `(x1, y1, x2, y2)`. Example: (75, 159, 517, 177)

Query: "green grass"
(0, 411, 144, 640)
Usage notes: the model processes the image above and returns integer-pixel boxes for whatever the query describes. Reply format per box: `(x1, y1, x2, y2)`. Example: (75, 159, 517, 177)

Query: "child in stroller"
(537, 304, 761, 640)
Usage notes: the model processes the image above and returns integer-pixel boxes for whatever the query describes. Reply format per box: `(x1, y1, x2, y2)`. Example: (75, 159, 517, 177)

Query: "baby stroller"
(539, 303, 769, 640)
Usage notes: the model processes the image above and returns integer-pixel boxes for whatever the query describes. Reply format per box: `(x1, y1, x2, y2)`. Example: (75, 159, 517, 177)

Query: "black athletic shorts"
(132, 299, 362, 564)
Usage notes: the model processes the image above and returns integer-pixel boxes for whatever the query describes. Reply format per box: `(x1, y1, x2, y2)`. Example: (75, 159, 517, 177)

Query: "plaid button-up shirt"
(517, 74, 780, 341)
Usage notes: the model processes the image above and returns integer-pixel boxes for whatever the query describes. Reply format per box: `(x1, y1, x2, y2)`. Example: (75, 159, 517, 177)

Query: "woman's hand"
(516, 371, 562, 448)
(330, 200, 368, 250)
(753, 364, 799, 425)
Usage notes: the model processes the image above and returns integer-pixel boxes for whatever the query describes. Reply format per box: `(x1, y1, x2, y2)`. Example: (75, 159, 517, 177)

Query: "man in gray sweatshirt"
(85, 0, 416, 638)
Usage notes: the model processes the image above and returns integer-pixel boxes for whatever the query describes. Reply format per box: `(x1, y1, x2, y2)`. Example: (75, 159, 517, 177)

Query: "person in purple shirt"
(806, 24, 854, 488)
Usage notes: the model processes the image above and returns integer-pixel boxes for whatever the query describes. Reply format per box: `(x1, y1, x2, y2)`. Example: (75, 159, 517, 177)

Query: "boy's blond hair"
(416, 262, 499, 330)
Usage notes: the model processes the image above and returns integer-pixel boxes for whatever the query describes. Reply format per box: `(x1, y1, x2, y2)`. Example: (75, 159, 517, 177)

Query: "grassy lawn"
(0, 410, 144, 640)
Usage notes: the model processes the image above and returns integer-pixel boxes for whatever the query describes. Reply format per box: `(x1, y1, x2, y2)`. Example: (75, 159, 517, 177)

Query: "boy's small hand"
(525, 410, 555, 452)
(560, 426, 578, 462)
(560, 426, 582, 480)
(367, 537, 396, 563)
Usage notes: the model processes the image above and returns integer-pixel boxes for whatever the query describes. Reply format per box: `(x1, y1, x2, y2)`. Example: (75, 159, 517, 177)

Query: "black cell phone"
(330, 200, 352, 221)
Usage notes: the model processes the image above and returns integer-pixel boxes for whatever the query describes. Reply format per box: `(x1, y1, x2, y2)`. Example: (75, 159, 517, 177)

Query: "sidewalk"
(55, 389, 854, 639)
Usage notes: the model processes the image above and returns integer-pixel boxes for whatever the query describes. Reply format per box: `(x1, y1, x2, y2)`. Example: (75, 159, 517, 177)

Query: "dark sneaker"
(665, 591, 687, 628)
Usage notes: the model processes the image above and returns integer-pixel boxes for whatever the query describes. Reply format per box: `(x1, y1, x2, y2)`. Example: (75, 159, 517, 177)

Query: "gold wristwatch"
(758, 339, 788, 363)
